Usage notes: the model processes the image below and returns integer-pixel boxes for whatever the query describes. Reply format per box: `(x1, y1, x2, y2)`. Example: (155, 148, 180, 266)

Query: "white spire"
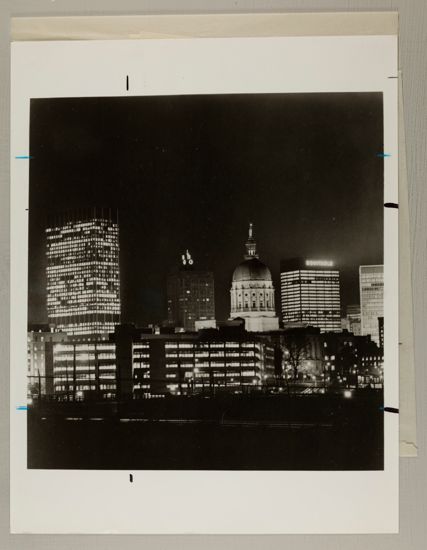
(244, 222, 258, 259)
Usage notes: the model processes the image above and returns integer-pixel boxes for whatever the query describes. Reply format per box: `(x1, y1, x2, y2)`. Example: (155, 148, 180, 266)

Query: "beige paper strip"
(11, 12, 397, 41)
(399, 72, 417, 456)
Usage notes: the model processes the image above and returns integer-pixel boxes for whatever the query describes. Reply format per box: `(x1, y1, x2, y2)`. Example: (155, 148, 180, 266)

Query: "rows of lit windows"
(52, 322, 118, 336)
(283, 308, 340, 314)
(165, 369, 259, 378)
(282, 286, 335, 295)
(166, 361, 259, 369)
(360, 268, 383, 345)
(282, 301, 339, 306)
(281, 267, 341, 333)
(283, 293, 340, 298)
(283, 290, 340, 297)
(46, 217, 121, 336)
(54, 342, 114, 352)
(54, 365, 115, 372)
(282, 300, 340, 306)
(282, 293, 339, 300)
(165, 350, 258, 359)
(282, 295, 339, 305)
(47, 240, 119, 250)
(280, 270, 339, 277)
(47, 254, 119, 266)
(50, 334, 274, 397)
(167, 271, 215, 330)
(47, 265, 119, 274)
(164, 341, 258, 349)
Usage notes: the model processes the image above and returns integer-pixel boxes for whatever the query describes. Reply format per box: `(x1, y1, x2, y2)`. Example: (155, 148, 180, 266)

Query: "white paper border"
(10, 35, 398, 534)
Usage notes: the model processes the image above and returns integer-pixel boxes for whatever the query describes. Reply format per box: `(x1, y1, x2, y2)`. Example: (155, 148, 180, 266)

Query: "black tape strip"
(383, 406, 399, 414)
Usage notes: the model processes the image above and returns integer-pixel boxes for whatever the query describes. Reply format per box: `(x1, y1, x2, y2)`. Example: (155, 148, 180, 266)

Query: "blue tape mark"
(16, 405, 28, 411)
(377, 153, 391, 158)
(15, 155, 34, 160)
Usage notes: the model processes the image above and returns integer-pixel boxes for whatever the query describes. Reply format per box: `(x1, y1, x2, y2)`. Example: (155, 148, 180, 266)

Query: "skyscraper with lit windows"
(46, 208, 121, 336)
(166, 250, 215, 332)
(359, 265, 384, 346)
(280, 258, 341, 332)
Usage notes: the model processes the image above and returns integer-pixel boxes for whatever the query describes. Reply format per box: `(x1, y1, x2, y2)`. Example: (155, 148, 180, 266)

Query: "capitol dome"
(229, 223, 279, 332)
(232, 257, 272, 282)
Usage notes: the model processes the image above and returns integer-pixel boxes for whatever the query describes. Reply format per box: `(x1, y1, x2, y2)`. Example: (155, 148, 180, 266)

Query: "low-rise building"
(52, 340, 117, 401)
(27, 324, 68, 398)
(50, 322, 277, 400)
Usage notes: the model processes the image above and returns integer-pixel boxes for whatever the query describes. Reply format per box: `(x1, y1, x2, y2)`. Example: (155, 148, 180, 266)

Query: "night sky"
(28, 93, 383, 326)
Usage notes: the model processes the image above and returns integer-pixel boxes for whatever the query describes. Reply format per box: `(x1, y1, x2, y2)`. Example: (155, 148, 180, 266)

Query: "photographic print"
(27, 92, 385, 471)
(10, 30, 398, 534)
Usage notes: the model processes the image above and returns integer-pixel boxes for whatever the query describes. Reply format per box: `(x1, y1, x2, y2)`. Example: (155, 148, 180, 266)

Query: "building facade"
(117, 323, 276, 397)
(161, 332, 275, 396)
(166, 250, 215, 332)
(276, 326, 383, 389)
(322, 331, 383, 389)
(342, 304, 362, 336)
(280, 258, 341, 332)
(359, 265, 384, 346)
(230, 224, 279, 332)
(52, 340, 117, 401)
(27, 324, 68, 398)
(46, 208, 121, 337)
(49, 323, 383, 401)
(50, 323, 276, 400)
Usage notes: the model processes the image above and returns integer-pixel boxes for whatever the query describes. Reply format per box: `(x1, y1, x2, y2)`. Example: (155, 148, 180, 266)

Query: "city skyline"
(28, 92, 384, 327)
(30, 208, 384, 407)
(39, 208, 381, 336)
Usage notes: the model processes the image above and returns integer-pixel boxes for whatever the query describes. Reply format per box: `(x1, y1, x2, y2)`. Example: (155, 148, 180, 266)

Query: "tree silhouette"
(282, 329, 309, 381)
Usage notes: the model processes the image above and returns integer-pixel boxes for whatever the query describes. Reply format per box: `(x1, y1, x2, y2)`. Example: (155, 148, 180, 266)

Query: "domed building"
(230, 224, 279, 332)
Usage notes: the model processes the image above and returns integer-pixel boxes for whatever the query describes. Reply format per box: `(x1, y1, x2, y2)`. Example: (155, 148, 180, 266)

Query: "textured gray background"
(1, 1, 426, 548)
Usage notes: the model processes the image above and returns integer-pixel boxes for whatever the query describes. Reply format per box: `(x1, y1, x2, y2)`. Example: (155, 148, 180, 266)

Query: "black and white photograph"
(26, 91, 385, 471)
(10, 31, 399, 534)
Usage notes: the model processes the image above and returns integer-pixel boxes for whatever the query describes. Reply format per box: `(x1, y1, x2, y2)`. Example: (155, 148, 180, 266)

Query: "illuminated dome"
(229, 223, 279, 332)
(232, 258, 272, 282)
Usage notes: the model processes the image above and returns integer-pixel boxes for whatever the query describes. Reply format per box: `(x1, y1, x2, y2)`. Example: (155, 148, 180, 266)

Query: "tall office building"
(46, 208, 121, 337)
(280, 258, 341, 332)
(359, 265, 384, 346)
(167, 250, 215, 332)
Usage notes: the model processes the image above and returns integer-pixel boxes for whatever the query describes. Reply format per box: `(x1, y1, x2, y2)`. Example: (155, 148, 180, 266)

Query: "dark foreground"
(28, 391, 384, 470)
